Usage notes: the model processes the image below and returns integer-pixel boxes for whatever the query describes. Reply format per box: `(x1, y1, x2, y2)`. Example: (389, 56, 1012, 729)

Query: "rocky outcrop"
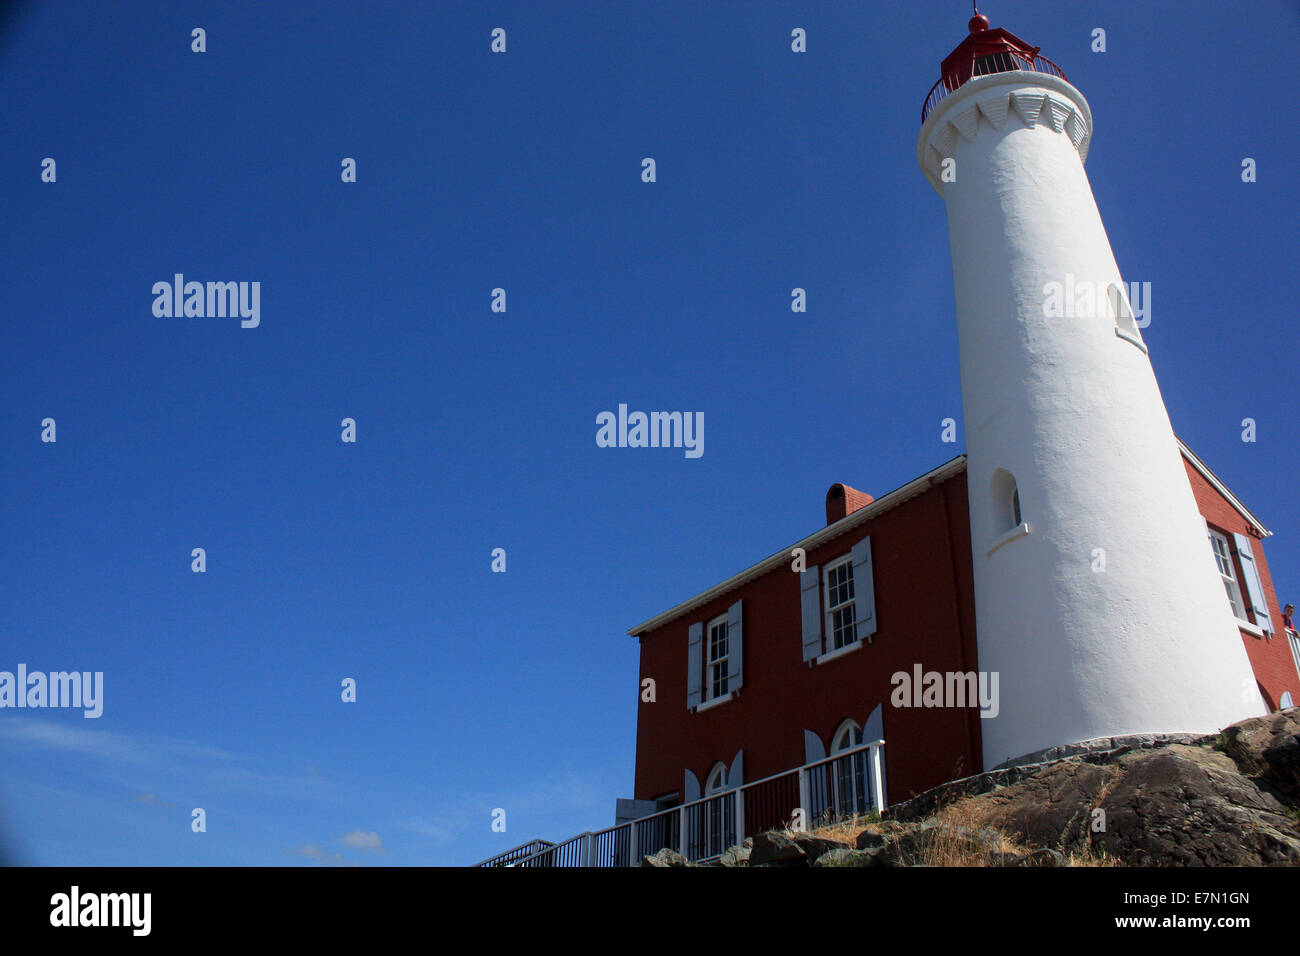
(688, 710, 1300, 867)
(1216, 709, 1300, 805)
(748, 831, 852, 866)
(880, 710, 1300, 866)
(1089, 746, 1297, 865)
(701, 819, 1062, 868)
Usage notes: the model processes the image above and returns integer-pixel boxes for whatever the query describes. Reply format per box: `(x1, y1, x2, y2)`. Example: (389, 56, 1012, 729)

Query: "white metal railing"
(477, 739, 885, 867)
(473, 839, 555, 868)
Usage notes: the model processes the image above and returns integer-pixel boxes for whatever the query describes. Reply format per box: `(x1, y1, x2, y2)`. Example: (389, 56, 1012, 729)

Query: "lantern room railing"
(921, 52, 1066, 123)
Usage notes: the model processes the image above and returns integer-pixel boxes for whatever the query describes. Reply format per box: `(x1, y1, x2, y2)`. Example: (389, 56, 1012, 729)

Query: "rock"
(717, 844, 751, 867)
(877, 709, 1300, 867)
(855, 823, 1003, 867)
(1218, 709, 1300, 804)
(814, 847, 873, 867)
(854, 821, 909, 851)
(640, 848, 692, 867)
(1092, 746, 1300, 866)
(965, 759, 1116, 852)
(749, 831, 807, 865)
(856, 830, 889, 851)
(746, 830, 852, 866)
(790, 832, 852, 862)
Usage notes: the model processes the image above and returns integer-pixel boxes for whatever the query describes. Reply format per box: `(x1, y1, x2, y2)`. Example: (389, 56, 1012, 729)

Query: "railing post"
(797, 768, 810, 831)
(733, 788, 745, 848)
(869, 743, 886, 813)
(583, 832, 596, 867)
(679, 805, 688, 857)
(627, 820, 638, 867)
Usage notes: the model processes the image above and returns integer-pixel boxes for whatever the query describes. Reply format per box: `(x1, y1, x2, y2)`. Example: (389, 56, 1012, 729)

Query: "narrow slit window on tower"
(1109, 283, 1146, 352)
(988, 469, 1029, 555)
(991, 469, 1022, 534)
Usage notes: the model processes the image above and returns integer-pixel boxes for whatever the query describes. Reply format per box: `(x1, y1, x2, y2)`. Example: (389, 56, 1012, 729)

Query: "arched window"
(831, 720, 862, 754)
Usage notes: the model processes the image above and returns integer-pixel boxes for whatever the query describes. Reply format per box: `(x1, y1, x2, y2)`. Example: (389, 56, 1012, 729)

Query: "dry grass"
(795, 813, 881, 846)
(800, 795, 1124, 866)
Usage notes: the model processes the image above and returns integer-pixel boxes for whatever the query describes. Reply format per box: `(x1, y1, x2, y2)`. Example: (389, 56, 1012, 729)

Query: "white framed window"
(801, 538, 875, 664)
(823, 555, 858, 652)
(1208, 530, 1248, 621)
(687, 601, 743, 711)
(706, 613, 729, 701)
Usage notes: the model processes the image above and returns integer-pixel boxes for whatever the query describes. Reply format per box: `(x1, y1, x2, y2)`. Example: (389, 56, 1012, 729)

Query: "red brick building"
(622, 441, 1292, 818)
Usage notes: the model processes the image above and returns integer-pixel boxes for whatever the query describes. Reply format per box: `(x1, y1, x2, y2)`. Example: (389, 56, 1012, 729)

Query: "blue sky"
(1, 0, 1296, 866)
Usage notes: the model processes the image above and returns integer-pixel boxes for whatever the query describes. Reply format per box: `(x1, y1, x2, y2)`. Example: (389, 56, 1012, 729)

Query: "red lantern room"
(922, 7, 1067, 122)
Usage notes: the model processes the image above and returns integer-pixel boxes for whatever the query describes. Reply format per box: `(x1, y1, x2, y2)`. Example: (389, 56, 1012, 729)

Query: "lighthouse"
(917, 12, 1265, 767)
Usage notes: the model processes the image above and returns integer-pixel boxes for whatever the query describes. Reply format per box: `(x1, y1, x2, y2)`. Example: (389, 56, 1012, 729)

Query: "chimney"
(825, 483, 873, 525)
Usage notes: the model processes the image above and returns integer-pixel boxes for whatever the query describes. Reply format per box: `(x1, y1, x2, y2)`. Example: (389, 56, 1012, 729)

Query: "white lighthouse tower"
(917, 12, 1265, 767)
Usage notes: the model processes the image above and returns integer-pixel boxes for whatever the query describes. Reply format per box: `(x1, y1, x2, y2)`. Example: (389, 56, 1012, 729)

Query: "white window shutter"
(823, 565, 833, 645)
(683, 768, 701, 804)
(727, 749, 744, 788)
(1233, 533, 1273, 634)
(803, 729, 826, 765)
(727, 600, 744, 692)
(800, 566, 822, 661)
(851, 536, 877, 642)
(687, 622, 703, 709)
(862, 703, 887, 808)
(862, 702, 884, 745)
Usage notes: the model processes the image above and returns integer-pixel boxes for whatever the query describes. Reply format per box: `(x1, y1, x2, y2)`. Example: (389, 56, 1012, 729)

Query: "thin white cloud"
(340, 830, 385, 852)
(0, 717, 236, 765)
(0, 717, 338, 806)
(289, 844, 345, 866)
